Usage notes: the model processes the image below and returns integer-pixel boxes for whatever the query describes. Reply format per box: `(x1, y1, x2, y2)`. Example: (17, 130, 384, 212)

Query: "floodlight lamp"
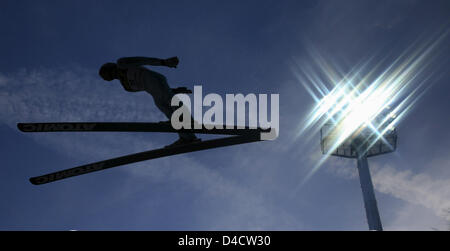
(320, 106, 398, 158)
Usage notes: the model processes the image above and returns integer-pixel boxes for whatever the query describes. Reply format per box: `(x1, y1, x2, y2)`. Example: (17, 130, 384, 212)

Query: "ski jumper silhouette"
(19, 56, 269, 185)
(98, 56, 200, 147)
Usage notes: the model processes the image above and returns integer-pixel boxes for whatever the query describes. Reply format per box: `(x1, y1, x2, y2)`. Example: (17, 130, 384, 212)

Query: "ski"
(17, 122, 269, 136)
(29, 134, 261, 185)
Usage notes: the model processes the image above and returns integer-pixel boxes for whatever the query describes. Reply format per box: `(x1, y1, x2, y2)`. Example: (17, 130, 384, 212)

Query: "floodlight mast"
(321, 123, 397, 231)
(356, 146, 383, 231)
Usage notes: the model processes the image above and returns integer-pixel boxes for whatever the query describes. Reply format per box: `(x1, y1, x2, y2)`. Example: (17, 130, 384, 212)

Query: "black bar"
(1, 231, 387, 249)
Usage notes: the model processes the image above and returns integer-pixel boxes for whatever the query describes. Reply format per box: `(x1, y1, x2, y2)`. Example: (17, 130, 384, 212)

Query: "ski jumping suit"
(116, 57, 196, 141)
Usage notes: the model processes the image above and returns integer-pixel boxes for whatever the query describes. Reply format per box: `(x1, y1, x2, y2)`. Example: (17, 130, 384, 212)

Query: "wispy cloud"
(327, 159, 450, 229)
(371, 163, 450, 221)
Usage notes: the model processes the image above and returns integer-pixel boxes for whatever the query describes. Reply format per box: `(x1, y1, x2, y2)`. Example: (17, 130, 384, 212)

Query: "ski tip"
(17, 123, 25, 132)
(17, 123, 38, 133)
(29, 177, 43, 185)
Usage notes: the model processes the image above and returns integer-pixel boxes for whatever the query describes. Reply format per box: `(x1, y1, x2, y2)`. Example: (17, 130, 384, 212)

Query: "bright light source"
(292, 29, 448, 231)
(293, 30, 447, 183)
(319, 83, 398, 158)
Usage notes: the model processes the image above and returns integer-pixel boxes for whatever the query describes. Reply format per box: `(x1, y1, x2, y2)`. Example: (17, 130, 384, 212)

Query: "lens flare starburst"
(293, 30, 448, 184)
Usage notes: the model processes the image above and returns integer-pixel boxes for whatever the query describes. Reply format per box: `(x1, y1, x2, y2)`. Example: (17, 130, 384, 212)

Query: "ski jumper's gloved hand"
(162, 57, 179, 68)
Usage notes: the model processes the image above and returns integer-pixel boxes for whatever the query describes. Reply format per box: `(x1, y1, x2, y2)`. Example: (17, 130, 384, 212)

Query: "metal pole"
(356, 152, 383, 231)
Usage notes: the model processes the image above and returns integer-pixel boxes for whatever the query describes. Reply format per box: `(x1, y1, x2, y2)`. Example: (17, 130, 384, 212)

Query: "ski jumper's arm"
(117, 57, 178, 68)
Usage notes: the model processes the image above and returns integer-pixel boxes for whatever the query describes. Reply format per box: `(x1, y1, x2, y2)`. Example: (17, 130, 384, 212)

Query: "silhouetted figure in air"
(99, 56, 200, 147)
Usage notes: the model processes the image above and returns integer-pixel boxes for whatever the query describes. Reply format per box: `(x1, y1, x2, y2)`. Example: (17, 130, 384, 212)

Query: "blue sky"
(1, 0, 449, 230)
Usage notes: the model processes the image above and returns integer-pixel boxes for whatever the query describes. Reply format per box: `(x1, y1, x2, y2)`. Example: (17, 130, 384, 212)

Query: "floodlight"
(294, 30, 444, 230)
(320, 107, 397, 230)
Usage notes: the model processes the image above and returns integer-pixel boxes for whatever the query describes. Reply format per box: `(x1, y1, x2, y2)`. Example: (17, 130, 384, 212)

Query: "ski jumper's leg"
(154, 96, 197, 141)
(149, 72, 197, 141)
